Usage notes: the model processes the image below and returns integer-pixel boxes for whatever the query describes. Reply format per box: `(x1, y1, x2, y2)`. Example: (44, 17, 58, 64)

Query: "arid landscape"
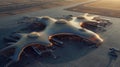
(0, 0, 120, 67)
(0, 0, 88, 17)
(67, 0, 120, 18)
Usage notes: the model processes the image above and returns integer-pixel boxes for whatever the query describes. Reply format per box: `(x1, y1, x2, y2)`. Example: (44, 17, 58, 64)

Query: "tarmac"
(0, 0, 120, 67)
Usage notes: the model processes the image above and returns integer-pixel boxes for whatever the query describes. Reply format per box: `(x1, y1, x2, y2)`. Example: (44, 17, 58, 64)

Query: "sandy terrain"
(0, 0, 88, 17)
(0, 0, 53, 6)
(0, 5, 120, 67)
(84, 0, 120, 10)
(67, 0, 120, 18)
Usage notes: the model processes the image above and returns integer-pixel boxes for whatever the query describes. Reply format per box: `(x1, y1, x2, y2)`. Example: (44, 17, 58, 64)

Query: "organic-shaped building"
(0, 16, 103, 62)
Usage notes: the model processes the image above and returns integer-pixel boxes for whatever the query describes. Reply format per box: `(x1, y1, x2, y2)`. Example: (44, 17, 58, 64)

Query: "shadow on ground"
(6, 40, 97, 67)
(38, 41, 96, 64)
(0, 25, 98, 67)
(106, 52, 118, 67)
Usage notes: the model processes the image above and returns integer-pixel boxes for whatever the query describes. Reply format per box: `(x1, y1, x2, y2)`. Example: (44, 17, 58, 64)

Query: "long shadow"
(5, 40, 97, 67)
(0, 27, 15, 49)
(32, 41, 97, 64)
(106, 53, 117, 67)
(0, 29, 97, 66)
(0, 28, 15, 67)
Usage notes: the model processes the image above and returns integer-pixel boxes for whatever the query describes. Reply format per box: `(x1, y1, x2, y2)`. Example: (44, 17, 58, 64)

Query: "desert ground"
(0, 0, 88, 17)
(67, 0, 120, 18)
(0, 0, 120, 67)
(84, 0, 120, 10)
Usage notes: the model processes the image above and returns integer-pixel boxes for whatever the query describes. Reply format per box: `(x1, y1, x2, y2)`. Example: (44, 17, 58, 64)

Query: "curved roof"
(0, 16, 102, 61)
